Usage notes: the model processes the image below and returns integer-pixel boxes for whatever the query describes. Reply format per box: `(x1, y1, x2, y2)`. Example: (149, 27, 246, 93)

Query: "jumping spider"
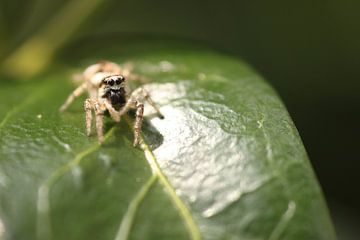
(59, 61, 163, 146)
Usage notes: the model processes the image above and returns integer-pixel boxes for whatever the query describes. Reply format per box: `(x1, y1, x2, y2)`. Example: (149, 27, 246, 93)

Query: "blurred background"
(1, 0, 359, 239)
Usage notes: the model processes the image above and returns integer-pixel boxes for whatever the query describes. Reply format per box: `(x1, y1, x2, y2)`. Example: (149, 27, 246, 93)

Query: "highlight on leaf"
(0, 40, 336, 240)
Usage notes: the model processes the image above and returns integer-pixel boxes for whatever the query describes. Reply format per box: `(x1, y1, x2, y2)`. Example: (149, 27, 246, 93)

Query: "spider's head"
(100, 75, 127, 106)
(102, 75, 125, 88)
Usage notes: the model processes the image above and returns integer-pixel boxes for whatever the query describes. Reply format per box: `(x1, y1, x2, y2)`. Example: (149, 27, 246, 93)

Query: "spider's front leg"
(84, 99, 94, 136)
(119, 88, 163, 147)
(95, 107, 106, 144)
(133, 101, 144, 147)
(131, 88, 164, 119)
(140, 88, 164, 119)
(84, 99, 106, 144)
(117, 98, 144, 147)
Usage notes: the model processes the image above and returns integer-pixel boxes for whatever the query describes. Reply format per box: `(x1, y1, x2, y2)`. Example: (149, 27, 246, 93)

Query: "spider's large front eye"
(108, 79, 114, 86)
(115, 79, 121, 85)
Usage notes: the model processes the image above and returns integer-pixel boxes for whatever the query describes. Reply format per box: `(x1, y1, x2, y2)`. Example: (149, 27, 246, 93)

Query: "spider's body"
(59, 61, 163, 146)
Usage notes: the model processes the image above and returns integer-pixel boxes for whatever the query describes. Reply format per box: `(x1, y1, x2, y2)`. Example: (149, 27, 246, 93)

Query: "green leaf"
(0, 39, 336, 240)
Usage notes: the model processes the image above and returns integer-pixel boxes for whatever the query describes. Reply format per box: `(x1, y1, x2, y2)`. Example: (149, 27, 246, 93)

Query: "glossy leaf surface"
(0, 39, 336, 240)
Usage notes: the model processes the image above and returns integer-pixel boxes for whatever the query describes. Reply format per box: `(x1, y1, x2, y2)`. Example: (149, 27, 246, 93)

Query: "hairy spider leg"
(84, 99, 106, 144)
(85, 98, 123, 144)
(133, 102, 144, 146)
(95, 110, 105, 144)
(84, 99, 94, 136)
(59, 82, 87, 112)
(140, 88, 164, 119)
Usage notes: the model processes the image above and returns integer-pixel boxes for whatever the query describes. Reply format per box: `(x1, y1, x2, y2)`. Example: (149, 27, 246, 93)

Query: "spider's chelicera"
(59, 61, 163, 146)
(101, 75, 127, 108)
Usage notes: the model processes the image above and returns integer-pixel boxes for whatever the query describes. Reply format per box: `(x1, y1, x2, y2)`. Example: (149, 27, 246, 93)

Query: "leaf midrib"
(123, 116, 202, 240)
(0, 83, 202, 240)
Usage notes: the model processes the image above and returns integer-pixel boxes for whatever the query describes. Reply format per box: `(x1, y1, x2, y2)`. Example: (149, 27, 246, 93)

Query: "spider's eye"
(109, 79, 114, 86)
(115, 79, 121, 85)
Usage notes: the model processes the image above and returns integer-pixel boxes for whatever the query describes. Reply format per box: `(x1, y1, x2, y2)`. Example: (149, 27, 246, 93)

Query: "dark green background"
(1, 0, 359, 239)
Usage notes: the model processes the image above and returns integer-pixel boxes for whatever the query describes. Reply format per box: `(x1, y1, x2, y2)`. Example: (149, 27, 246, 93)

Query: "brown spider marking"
(59, 61, 164, 146)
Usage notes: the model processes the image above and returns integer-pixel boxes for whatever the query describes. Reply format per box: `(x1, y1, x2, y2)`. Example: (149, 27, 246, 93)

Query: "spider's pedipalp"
(104, 101, 120, 122)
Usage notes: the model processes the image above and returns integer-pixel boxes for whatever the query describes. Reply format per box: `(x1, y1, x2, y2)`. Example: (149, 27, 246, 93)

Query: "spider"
(59, 61, 163, 146)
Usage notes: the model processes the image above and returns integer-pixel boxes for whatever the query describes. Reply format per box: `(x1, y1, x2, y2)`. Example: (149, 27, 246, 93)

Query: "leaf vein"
(124, 116, 202, 240)
(36, 127, 116, 240)
(260, 117, 297, 239)
(114, 175, 158, 240)
(268, 201, 297, 240)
